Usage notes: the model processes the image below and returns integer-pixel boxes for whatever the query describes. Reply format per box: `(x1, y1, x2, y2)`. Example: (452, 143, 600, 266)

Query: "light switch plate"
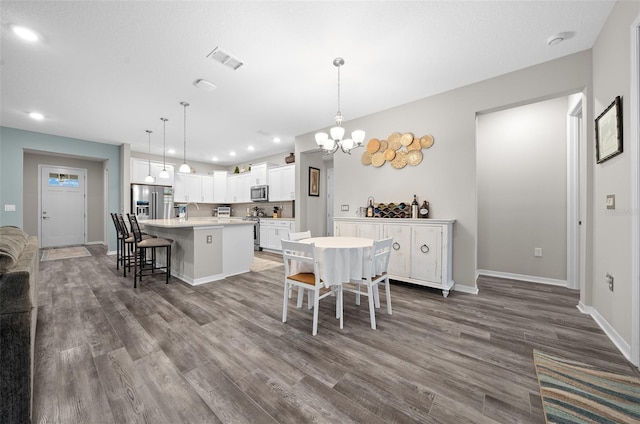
(341, 205, 349, 211)
(606, 194, 615, 209)
(4, 204, 16, 212)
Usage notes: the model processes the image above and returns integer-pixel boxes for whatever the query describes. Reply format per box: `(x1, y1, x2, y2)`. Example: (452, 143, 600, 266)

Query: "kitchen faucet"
(183, 202, 200, 220)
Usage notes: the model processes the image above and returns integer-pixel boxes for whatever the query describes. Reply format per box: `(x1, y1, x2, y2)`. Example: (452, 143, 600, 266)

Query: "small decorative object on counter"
(234, 166, 240, 174)
(420, 200, 429, 218)
(285, 153, 295, 164)
(411, 194, 419, 219)
(367, 199, 374, 218)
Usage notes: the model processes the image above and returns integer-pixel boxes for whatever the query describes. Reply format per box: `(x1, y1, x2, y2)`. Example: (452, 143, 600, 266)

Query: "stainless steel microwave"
(250, 185, 269, 202)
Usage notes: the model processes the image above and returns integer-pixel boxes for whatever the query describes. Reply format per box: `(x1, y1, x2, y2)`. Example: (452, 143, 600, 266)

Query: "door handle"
(42, 216, 51, 220)
(392, 242, 400, 250)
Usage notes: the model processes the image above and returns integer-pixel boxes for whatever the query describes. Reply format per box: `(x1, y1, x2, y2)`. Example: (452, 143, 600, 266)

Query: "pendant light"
(144, 130, 155, 183)
(178, 101, 191, 173)
(158, 118, 170, 179)
(315, 57, 365, 154)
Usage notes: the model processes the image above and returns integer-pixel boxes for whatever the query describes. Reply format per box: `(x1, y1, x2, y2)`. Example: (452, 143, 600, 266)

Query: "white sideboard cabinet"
(333, 217, 455, 297)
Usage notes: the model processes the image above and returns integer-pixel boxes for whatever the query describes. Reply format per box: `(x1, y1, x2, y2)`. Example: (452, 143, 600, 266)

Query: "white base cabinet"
(334, 217, 455, 297)
(260, 219, 294, 251)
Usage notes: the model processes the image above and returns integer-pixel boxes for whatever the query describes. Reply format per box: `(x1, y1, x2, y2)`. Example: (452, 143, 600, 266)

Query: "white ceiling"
(1, 1, 615, 166)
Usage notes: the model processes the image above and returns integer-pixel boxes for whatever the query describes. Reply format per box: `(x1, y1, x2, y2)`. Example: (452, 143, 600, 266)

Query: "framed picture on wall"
(595, 95, 623, 164)
(308, 167, 320, 197)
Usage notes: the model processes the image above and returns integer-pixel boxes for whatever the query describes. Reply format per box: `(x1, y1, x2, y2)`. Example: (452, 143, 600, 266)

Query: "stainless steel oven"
(242, 216, 260, 250)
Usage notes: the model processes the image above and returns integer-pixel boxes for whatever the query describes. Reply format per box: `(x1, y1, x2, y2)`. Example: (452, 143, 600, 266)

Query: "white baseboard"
(577, 301, 631, 361)
(454, 284, 479, 295)
(86, 240, 103, 245)
(106, 250, 117, 256)
(476, 269, 567, 287)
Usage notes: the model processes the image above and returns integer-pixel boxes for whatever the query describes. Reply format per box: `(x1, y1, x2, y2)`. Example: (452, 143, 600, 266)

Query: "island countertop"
(140, 217, 254, 228)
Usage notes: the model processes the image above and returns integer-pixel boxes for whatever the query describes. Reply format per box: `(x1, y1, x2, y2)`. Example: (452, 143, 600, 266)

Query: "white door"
(40, 166, 86, 248)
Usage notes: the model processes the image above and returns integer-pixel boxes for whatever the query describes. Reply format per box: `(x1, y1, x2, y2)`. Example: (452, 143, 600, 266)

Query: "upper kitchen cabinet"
(249, 162, 273, 186)
(201, 175, 214, 203)
(174, 173, 202, 203)
(131, 158, 174, 186)
(268, 164, 295, 201)
(212, 171, 227, 203)
(226, 173, 251, 203)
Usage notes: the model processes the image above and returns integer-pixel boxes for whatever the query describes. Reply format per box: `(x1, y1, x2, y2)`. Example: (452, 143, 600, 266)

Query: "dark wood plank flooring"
(32, 245, 638, 423)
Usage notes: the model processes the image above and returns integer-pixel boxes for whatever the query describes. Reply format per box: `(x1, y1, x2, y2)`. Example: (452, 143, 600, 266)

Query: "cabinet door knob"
(420, 244, 430, 254)
(392, 242, 400, 250)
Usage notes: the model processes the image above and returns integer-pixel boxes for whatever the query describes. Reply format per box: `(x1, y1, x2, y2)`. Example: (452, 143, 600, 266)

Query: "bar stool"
(110, 213, 125, 270)
(127, 214, 172, 288)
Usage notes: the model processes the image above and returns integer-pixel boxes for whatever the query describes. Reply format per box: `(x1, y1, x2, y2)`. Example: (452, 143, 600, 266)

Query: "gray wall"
(590, 0, 640, 347)
(477, 96, 568, 281)
(23, 152, 106, 244)
(297, 50, 593, 292)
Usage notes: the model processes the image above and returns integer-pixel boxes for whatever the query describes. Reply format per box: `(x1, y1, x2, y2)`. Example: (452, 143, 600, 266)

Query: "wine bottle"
(366, 199, 374, 218)
(411, 194, 418, 219)
(420, 200, 429, 218)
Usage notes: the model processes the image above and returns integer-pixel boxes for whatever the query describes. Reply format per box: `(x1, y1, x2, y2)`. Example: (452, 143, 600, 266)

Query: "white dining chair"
(344, 237, 393, 329)
(281, 239, 342, 336)
(287, 230, 312, 306)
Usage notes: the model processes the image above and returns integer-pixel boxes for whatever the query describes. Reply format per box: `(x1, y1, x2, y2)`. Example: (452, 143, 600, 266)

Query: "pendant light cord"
(161, 118, 168, 169)
(146, 130, 152, 173)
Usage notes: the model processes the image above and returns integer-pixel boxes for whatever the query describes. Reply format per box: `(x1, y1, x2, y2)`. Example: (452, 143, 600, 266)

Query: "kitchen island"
(140, 218, 254, 285)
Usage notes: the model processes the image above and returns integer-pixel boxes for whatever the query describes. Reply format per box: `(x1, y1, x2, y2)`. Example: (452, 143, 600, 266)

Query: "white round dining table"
(299, 236, 374, 286)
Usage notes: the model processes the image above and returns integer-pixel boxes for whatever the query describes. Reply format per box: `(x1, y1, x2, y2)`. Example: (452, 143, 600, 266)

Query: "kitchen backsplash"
(181, 201, 294, 219)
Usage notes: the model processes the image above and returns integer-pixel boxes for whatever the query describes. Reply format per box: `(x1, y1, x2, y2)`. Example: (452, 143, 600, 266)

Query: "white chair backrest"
(288, 230, 311, 241)
(281, 240, 319, 277)
(370, 237, 393, 276)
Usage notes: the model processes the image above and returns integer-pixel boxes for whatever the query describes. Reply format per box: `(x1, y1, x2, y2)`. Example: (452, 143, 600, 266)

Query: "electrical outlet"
(534, 247, 542, 257)
(206, 235, 212, 244)
(606, 273, 614, 291)
(341, 205, 349, 211)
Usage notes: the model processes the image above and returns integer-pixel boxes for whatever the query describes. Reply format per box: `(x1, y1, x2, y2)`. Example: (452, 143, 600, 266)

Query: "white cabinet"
(173, 173, 208, 203)
(334, 220, 379, 239)
(268, 164, 295, 201)
(226, 173, 251, 203)
(131, 158, 175, 186)
(333, 217, 455, 297)
(249, 162, 271, 186)
(260, 219, 294, 251)
(212, 171, 227, 203)
(201, 176, 214, 203)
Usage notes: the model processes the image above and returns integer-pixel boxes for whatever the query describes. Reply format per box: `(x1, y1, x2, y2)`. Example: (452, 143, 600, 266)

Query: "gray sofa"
(0, 226, 39, 424)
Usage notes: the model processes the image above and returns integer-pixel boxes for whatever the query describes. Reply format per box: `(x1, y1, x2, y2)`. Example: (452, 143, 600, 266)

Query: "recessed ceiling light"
(212, 156, 218, 162)
(229, 151, 236, 157)
(207, 47, 244, 71)
(248, 146, 255, 151)
(29, 112, 44, 120)
(273, 137, 281, 143)
(168, 148, 176, 154)
(12, 25, 39, 42)
(193, 79, 216, 92)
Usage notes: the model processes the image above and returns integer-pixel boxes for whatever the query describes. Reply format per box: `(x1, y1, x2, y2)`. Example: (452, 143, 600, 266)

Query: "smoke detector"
(193, 79, 216, 92)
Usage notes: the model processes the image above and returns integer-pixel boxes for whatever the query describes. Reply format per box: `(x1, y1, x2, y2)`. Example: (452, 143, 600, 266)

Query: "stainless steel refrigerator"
(131, 184, 174, 220)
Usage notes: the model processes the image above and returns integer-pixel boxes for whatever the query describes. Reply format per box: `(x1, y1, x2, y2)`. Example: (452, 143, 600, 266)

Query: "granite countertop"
(140, 218, 253, 228)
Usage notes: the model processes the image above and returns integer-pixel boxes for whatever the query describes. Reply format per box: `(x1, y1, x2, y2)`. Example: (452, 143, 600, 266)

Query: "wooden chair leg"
(312, 289, 320, 336)
(367, 284, 376, 330)
(282, 282, 289, 323)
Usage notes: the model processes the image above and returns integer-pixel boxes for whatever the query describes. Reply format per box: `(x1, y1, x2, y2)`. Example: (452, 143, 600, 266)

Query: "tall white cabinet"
(333, 217, 455, 297)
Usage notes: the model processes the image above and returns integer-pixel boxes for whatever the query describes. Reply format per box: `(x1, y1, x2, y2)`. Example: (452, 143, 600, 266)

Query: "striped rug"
(533, 350, 640, 423)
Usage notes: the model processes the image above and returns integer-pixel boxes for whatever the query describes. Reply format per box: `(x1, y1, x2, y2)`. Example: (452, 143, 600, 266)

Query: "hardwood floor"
(32, 245, 638, 423)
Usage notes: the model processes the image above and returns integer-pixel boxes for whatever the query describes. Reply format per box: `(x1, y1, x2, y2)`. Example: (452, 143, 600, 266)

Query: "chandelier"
(315, 58, 365, 154)
(178, 101, 191, 173)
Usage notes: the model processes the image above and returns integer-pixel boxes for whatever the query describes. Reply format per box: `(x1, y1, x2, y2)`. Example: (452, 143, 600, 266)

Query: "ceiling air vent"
(207, 47, 244, 71)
